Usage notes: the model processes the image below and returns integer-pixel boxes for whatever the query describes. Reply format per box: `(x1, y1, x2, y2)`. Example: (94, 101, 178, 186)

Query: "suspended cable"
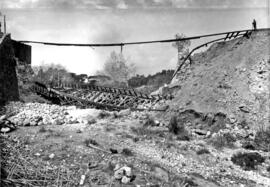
(15, 28, 269, 47)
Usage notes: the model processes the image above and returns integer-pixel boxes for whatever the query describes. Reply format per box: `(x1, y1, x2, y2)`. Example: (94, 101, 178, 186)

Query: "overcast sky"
(1, 0, 269, 75)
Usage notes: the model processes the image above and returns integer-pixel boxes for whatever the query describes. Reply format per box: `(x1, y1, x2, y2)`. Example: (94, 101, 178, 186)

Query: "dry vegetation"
(0, 135, 81, 187)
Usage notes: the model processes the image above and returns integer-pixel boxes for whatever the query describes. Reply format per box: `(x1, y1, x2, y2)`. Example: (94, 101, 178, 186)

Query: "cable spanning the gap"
(16, 28, 269, 47)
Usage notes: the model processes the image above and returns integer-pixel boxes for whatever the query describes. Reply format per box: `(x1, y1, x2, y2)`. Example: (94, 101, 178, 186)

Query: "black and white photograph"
(0, 0, 269, 186)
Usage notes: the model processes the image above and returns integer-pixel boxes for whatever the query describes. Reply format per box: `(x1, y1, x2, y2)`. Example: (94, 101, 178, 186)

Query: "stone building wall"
(0, 34, 19, 105)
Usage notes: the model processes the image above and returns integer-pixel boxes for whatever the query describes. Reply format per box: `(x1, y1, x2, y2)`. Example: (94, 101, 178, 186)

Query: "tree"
(33, 63, 75, 87)
(172, 33, 191, 66)
(101, 51, 136, 86)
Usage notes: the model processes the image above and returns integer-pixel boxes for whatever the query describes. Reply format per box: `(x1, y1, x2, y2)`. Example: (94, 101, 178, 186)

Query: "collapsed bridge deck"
(31, 82, 171, 111)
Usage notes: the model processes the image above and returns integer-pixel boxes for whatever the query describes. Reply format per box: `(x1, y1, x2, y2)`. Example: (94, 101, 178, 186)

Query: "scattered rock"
(0, 115, 6, 121)
(49, 153, 55, 159)
(121, 176, 131, 184)
(153, 167, 169, 182)
(52, 119, 64, 125)
(1, 127, 11, 133)
(228, 115, 237, 124)
(35, 153, 41, 157)
(206, 131, 211, 138)
(37, 121, 44, 126)
(79, 174, 86, 185)
(193, 129, 208, 136)
(30, 121, 37, 126)
(114, 167, 125, 179)
(233, 140, 242, 148)
(114, 165, 135, 184)
(23, 119, 30, 126)
(239, 106, 250, 113)
(118, 109, 131, 117)
(121, 166, 132, 176)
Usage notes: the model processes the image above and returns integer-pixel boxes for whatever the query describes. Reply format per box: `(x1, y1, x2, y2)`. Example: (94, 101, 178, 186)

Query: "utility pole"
(0, 12, 6, 34)
(4, 15, 6, 33)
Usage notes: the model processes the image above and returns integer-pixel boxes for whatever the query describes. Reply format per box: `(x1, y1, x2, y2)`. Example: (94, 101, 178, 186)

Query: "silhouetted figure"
(252, 19, 257, 30)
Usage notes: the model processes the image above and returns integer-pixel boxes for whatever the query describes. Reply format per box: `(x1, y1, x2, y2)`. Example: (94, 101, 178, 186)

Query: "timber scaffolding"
(19, 28, 269, 111)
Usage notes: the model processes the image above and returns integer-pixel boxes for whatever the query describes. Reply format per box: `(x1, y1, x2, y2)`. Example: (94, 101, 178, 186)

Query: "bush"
(231, 152, 265, 170)
(98, 111, 110, 119)
(121, 148, 133, 156)
(87, 118, 96, 125)
(168, 116, 185, 134)
(254, 126, 270, 151)
(168, 115, 190, 141)
(242, 141, 256, 150)
(210, 133, 236, 149)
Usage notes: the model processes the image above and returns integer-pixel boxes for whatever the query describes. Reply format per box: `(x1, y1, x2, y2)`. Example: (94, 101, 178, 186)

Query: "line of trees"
(32, 33, 190, 88)
(128, 69, 174, 88)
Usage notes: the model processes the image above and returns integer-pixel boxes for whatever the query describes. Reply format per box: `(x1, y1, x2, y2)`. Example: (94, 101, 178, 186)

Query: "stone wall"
(0, 34, 19, 105)
(12, 40, 31, 65)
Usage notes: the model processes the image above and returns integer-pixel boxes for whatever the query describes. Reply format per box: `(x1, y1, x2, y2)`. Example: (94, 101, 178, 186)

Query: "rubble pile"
(7, 102, 77, 126)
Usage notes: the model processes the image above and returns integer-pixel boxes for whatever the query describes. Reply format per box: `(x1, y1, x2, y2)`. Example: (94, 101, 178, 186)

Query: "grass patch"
(209, 133, 236, 149)
(143, 116, 156, 127)
(0, 135, 81, 186)
(254, 126, 270, 151)
(231, 152, 265, 170)
(131, 126, 152, 136)
(45, 130, 64, 138)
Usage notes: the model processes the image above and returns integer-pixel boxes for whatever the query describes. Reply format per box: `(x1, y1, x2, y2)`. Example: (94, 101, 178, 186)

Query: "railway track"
(31, 82, 171, 111)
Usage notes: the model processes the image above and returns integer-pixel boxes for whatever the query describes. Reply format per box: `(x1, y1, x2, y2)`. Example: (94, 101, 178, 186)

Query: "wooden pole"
(4, 15, 6, 33)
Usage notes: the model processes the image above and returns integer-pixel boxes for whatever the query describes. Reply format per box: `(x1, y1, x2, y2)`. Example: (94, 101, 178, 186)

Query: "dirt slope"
(169, 30, 270, 127)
